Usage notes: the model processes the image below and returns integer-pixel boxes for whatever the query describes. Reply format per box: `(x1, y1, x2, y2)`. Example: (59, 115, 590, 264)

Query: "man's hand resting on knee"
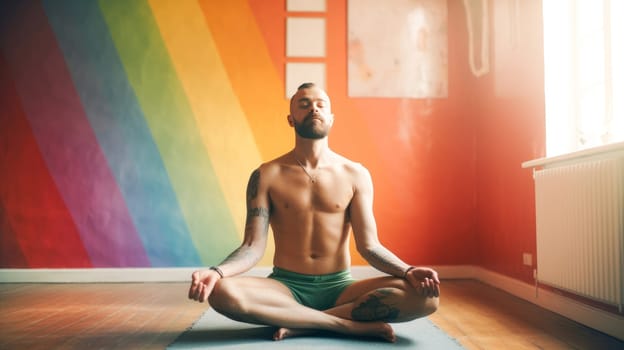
(188, 269, 221, 303)
(405, 267, 440, 298)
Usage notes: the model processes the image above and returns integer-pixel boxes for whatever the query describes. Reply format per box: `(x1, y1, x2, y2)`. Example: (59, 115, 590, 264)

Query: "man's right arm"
(188, 166, 271, 302)
(214, 167, 271, 276)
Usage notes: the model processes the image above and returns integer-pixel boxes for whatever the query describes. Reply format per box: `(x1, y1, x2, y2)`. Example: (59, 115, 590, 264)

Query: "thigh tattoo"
(351, 288, 400, 322)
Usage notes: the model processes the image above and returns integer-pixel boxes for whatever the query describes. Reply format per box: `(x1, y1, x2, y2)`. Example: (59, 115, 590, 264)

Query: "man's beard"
(293, 116, 330, 139)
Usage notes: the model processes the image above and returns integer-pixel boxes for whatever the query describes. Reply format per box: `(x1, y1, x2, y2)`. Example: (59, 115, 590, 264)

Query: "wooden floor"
(0, 280, 622, 349)
(428, 280, 623, 349)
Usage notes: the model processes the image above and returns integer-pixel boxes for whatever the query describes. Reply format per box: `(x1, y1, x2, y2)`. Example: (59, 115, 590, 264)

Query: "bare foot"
(273, 327, 316, 341)
(348, 321, 396, 342)
(273, 322, 395, 342)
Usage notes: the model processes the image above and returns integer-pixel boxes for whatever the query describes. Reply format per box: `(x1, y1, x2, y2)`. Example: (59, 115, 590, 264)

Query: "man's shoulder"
(253, 154, 290, 177)
(261, 153, 290, 168)
(333, 153, 367, 174)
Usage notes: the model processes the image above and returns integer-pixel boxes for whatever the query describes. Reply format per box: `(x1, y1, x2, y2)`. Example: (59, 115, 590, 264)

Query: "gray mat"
(168, 307, 464, 349)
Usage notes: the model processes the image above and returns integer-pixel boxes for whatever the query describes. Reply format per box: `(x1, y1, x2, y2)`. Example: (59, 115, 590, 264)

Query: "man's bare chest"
(269, 178, 353, 214)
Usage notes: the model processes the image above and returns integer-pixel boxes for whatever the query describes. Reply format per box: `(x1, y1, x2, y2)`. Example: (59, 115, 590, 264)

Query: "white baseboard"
(0, 265, 475, 283)
(1, 265, 622, 340)
(0, 267, 196, 283)
(472, 266, 624, 341)
(0, 267, 279, 283)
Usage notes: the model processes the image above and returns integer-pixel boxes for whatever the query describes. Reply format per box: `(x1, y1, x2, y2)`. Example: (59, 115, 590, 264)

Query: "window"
(543, 0, 623, 157)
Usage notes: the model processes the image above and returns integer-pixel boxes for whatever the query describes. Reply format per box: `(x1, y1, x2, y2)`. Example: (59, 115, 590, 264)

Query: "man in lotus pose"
(188, 82, 440, 342)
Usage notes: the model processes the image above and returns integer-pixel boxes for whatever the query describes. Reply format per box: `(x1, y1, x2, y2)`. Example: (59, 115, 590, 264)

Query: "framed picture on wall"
(348, 0, 448, 98)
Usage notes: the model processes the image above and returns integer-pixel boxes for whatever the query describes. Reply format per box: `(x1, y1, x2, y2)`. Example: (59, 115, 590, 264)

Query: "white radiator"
(534, 156, 624, 311)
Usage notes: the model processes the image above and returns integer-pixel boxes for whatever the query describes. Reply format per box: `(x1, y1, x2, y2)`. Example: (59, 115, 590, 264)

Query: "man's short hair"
(297, 82, 316, 90)
(290, 82, 317, 108)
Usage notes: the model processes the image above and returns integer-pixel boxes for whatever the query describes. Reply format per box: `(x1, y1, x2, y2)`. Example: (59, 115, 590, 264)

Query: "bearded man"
(188, 82, 440, 342)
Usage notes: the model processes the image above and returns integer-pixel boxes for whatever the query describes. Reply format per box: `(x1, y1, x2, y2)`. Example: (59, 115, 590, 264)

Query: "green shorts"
(268, 267, 356, 311)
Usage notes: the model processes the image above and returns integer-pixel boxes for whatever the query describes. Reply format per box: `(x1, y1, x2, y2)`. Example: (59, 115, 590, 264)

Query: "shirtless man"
(188, 83, 440, 342)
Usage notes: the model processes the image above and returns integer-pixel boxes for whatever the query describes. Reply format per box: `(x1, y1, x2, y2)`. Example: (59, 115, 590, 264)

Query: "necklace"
(295, 158, 316, 183)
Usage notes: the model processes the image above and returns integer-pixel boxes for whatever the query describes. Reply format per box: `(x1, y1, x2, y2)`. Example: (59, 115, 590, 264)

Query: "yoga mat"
(168, 307, 464, 349)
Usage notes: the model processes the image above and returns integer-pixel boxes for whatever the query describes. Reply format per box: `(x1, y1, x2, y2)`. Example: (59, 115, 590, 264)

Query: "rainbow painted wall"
(2, 0, 544, 276)
(0, 0, 298, 267)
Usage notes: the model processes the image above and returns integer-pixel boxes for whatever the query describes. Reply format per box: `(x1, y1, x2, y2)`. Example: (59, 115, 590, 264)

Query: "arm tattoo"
(246, 169, 260, 202)
(245, 169, 270, 233)
(219, 211, 268, 267)
(220, 245, 255, 266)
(246, 207, 270, 233)
(362, 247, 405, 278)
(247, 207, 269, 218)
(218, 170, 267, 268)
(220, 208, 270, 266)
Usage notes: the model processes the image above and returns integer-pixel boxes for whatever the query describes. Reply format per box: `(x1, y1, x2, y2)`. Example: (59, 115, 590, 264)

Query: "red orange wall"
(250, 0, 479, 266)
(474, 0, 546, 283)
(251, 0, 546, 283)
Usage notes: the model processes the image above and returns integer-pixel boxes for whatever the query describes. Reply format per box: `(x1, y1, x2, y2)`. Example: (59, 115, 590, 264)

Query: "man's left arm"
(349, 164, 440, 297)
